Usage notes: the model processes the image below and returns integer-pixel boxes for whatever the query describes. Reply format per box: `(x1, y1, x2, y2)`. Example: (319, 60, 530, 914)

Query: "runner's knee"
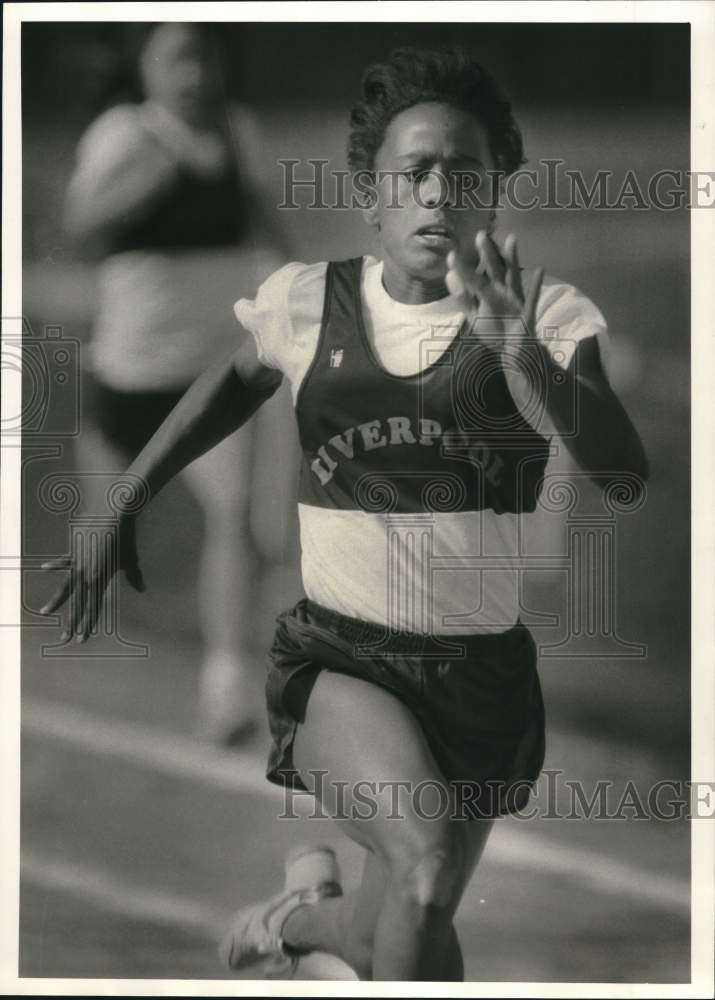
(383, 823, 465, 908)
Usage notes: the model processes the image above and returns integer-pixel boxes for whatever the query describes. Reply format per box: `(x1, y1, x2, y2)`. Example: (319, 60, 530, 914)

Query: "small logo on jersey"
(329, 348, 344, 368)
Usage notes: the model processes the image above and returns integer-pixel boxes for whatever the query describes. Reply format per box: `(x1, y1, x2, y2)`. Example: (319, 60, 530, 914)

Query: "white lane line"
(23, 697, 275, 800)
(23, 698, 690, 915)
(21, 852, 359, 981)
(486, 829, 691, 914)
(22, 851, 220, 933)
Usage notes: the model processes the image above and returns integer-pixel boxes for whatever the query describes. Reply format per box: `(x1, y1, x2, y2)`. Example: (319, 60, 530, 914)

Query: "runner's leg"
(288, 670, 494, 981)
(283, 847, 468, 980)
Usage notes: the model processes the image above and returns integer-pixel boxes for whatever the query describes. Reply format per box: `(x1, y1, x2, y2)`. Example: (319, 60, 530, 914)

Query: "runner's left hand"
(446, 231, 544, 363)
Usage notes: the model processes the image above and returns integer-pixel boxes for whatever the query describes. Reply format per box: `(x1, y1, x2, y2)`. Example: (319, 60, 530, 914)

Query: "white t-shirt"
(235, 255, 609, 634)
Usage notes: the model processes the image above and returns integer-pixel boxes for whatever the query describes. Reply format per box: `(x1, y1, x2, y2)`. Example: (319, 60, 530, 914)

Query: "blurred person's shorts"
(82, 369, 193, 461)
(265, 597, 546, 818)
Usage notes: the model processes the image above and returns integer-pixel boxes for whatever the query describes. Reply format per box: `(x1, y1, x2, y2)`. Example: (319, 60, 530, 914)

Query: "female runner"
(43, 47, 648, 980)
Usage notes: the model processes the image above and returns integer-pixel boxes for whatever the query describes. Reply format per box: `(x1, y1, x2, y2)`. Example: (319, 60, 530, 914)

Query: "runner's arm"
(540, 334, 649, 485)
(123, 330, 282, 507)
(37, 331, 280, 640)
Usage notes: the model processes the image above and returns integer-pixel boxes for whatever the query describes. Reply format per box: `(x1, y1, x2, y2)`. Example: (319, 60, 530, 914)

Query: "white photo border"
(2, 2, 713, 997)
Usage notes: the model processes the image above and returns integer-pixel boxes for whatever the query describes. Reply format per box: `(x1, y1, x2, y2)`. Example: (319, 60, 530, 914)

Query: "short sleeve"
(233, 261, 319, 372)
(534, 274, 610, 373)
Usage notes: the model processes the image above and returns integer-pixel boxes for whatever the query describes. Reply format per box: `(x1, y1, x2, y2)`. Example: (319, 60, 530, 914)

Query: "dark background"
(20, 21, 691, 982)
(22, 22, 690, 111)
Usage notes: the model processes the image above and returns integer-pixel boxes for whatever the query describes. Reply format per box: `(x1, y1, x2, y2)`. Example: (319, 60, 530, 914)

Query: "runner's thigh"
(292, 670, 479, 864)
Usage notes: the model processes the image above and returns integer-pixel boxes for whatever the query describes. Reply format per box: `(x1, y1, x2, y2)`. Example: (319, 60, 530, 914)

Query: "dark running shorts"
(265, 598, 546, 818)
(83, 370, 193, 461)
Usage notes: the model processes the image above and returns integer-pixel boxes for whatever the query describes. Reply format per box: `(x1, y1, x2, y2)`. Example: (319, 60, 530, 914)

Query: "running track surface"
(19, 625, 689, 984)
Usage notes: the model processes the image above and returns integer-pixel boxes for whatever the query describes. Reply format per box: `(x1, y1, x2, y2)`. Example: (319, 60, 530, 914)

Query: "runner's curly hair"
(348, 47, 525, 176)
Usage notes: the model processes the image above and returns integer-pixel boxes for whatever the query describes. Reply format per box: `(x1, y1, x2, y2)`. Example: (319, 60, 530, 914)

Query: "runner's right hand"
(38, 517, 145, 643)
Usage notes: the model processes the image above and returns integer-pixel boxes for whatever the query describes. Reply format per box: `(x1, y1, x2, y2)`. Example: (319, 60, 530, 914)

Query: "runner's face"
(370, 102, 496, 296)
(140, 24, 222, 125)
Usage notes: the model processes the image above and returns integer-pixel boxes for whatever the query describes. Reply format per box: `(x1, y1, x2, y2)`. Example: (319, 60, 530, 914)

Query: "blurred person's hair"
(347, 47, 525, 176)
(92, 22, 224, 112)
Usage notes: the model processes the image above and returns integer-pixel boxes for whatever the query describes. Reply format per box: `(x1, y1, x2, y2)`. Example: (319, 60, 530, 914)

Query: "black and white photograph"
(2, 1, 714, 993)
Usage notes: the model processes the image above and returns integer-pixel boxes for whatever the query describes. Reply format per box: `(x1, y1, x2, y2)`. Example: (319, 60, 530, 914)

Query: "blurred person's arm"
(63, 105, 180, 256)
(39, 332, 283, 640)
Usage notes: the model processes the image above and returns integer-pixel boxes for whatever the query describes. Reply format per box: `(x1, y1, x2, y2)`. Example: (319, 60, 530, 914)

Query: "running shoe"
(219, 844, 343, 978)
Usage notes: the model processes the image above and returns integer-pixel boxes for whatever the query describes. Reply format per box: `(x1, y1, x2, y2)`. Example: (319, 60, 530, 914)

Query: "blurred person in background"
(63, 21, 288, 744)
